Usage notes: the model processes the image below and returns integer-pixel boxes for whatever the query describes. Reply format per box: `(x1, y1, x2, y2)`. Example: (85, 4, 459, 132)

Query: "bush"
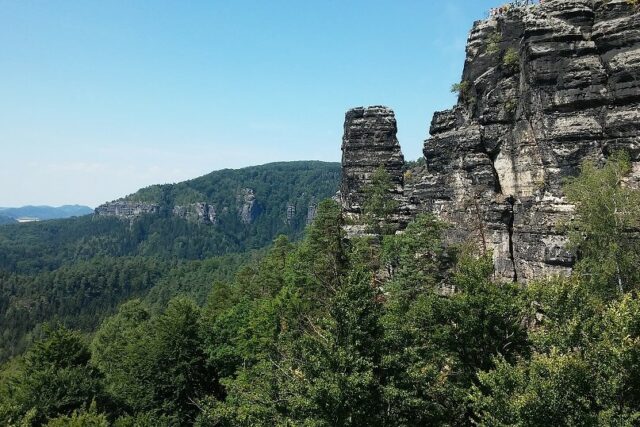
(486, 31, 501, 54)
(503, 47, 520, 72)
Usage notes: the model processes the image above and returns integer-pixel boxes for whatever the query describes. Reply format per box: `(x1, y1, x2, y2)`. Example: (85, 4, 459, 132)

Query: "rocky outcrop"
(340, 106, 406, 234)
(94, 201, 159, 219)
(237, 188, 260, 224)
(306, 203, 318, 225)
(285, 203, 296, 225)
(172, 203, 217, 225)
(340, 1, 640, 283)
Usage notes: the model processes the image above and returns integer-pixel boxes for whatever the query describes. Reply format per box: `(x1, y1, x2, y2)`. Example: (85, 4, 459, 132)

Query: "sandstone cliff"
(341, 0, 640, 283)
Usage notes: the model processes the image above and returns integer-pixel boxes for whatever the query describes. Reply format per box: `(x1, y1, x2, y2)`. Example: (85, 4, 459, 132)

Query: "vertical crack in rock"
(506, 196, 518, 283)
(341, 1, 640, 283)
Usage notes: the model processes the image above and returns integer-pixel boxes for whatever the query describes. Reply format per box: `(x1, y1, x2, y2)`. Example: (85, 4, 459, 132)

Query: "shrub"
(504, 98, 518, 115)
(486, 31, 502, 54)
(503, 47, 520, 72)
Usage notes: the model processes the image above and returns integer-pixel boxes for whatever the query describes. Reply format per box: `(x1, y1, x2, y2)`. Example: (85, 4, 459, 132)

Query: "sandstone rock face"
(94, 202, 159, 219)
(306, 203, 318, 225)
(237, 188, 260, 224)
(173, 203, 217, 225)
(340, 106, 406, 235)
(340, 1, 640, 283)
(285, 203, 296, 225)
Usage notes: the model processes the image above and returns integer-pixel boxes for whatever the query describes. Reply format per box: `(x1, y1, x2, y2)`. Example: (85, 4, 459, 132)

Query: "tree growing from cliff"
(564, 151, 640, 296)
(362, 166, 399, 235)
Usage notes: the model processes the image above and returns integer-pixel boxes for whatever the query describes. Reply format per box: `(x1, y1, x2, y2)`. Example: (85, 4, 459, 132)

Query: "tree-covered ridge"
(1, 154, 638, 426)
(0, 252, 258, 363)
(0, 215, 17, 225)
(0, 161, 340, 275)
(122, 161, 340, 223)
(0, 161, 339, 365)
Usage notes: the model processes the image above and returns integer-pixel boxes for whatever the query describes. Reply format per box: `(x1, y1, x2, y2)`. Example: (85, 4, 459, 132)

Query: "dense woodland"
(0, 154, 639, 426)
(0, 162, 339, 362)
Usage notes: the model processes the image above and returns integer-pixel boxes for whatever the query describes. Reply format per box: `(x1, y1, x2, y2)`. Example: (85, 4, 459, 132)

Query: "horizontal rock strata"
(341, 0, 640, 283)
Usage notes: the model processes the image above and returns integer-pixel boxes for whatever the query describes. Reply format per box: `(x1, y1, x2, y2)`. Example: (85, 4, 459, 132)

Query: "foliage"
(91, 298, 214, 425)
(451, 80, 474, 105)
(502, 47, 520, 73)
(46, 401, 109, 427)
(564, 151, 640, 295)
(362, 166, 400, 235)
(486, 31, 502, 54)
(1, 153, 639, 425)
(0, 326, 106, 426)
(504, 98, 518, 115)
(451, 80, 470, 96)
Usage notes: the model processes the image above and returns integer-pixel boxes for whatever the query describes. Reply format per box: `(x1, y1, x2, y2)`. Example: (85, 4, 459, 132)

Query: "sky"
(0, 0, 498, 207)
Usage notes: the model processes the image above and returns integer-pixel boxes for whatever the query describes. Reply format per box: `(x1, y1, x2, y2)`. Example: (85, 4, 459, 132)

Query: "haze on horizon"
(1, 0, 499, 207)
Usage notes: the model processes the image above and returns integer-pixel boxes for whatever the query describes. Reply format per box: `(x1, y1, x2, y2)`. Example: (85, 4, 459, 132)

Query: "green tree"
(362, 166, 400, 235)
(1, 326, 105, 426)
(92, 298, 213, 424)
(472, 350, 598, 426)
(564, 152, 640, 295)
(382, 251, 528, 425)
(46, 401, 109, 427)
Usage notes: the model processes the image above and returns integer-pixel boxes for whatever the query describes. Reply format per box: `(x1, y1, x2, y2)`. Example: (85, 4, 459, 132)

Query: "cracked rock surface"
(341, 0, 640, 283)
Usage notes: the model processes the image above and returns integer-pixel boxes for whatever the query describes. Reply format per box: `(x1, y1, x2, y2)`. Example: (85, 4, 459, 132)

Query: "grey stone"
(340, 1, 640, 283)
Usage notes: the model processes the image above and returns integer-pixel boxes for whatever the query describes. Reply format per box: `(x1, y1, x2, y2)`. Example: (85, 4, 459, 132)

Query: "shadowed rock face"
(341, 0, 640, 283)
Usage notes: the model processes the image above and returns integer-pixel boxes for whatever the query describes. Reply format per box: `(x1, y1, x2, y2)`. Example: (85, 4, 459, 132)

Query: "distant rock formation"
(340, 0, 640, 283)
(173, 203, 217, 225)
(306, 203, 318, 225)
(94, 201, 159, 219)
(285, 202, 296, 225)
(237, 188, 260, 224)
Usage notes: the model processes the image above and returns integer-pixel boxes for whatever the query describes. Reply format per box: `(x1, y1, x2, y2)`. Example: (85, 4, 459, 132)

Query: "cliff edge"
(341, 0, 640, 283)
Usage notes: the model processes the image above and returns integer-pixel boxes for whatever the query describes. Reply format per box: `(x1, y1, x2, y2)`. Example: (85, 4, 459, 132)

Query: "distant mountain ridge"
(0, 205, 93, 221)
(0, 161, 341, 274)
(96, 161, 340, 229)
(0, 215, 16, 225)
(0, 161, 341, 361)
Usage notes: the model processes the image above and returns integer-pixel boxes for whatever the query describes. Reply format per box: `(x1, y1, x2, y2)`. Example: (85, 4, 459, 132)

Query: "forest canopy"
(0, 155, 639, 426)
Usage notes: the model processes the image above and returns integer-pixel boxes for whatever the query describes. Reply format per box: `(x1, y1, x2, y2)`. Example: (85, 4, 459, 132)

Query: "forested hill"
(0, 161, 340, 274)
(0, 161, 340, 362)
(1, 154, 638, 426)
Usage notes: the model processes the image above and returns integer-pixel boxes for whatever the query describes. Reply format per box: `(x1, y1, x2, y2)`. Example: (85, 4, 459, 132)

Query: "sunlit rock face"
(173, 203, 217, 225)
(94, 201, 159, 219)
(339, 106, 407, 236)
(341, 1, 640, 283)
(237, 188, 260, 225)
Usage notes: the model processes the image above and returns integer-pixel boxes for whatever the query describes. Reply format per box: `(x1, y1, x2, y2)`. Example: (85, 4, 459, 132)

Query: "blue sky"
(1, 0, 498, 207)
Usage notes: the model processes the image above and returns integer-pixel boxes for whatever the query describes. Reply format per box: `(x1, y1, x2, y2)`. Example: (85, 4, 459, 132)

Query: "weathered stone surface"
(340, 106, 407, 235)
(173, 203, 217, 225)
(94, 201, 159, 219)
(341, 1, 640, 283)
(340, 106, 405, 213)
(285, 203, 296, 225)
(306, 203, 318, 225)
(237, 188, 260, 224)
(411, 0, 640, 283)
